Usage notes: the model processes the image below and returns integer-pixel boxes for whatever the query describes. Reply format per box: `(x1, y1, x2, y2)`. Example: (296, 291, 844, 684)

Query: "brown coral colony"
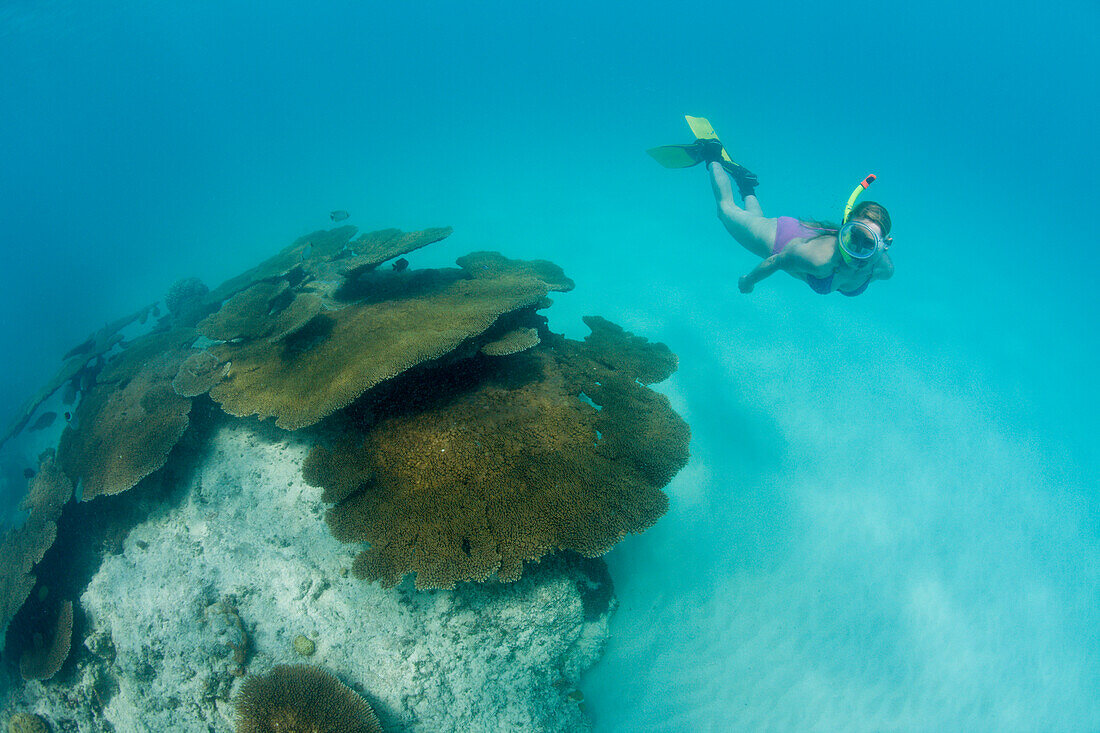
(235, 664, 383, 733)
(312, 322, 689, 590)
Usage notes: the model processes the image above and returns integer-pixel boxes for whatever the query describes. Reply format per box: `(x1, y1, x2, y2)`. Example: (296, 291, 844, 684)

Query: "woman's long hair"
(800, 201, 892, 238)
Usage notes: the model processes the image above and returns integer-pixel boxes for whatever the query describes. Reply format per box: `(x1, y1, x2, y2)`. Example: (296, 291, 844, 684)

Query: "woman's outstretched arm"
(738, 250, 789, 293)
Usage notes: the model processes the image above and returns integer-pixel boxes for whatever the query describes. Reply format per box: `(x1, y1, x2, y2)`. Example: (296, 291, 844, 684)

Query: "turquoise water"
(1, 1, 1097, 729)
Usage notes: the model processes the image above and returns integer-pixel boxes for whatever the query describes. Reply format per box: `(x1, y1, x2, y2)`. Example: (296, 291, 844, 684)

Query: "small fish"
(23, 468, 35, 479)
(29, 411, 58, 431)
(329, 210, 350, 222)
(64, 411, 72, 421)
(392, 258, 409, 272)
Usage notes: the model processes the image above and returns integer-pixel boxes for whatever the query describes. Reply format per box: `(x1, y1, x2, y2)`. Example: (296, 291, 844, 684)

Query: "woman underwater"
(654, 130, 894, 296)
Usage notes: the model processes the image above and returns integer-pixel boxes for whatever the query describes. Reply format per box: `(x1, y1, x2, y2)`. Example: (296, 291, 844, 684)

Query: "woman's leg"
(709, 163, 777, 260)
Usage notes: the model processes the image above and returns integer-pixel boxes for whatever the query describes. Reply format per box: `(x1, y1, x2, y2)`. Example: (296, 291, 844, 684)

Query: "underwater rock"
(204, 598, 249, 678)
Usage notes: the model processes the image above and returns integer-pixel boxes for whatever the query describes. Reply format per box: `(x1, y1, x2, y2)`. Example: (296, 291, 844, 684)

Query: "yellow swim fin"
(645, 144, 705, 168)
(684, 115, 733, 163)
(648, 115, 757, 193)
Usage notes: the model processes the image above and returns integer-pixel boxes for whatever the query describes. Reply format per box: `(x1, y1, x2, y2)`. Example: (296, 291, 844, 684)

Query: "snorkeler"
(649, 117, 893, 296)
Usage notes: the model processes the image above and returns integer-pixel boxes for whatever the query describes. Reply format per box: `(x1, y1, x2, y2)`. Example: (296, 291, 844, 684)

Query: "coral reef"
(235, 664, 382, 733)
(19, 599, 72, 681)
(0, 422, 612, 731)
(312, 321, 690, 590)
(0, 222, 688, 731)
(27, 413, 57, 432)
(95, 328, 199, 385)
(18, 456, 73, 520)
(456, 250, 575, 292)
(577, 315, 678, 385)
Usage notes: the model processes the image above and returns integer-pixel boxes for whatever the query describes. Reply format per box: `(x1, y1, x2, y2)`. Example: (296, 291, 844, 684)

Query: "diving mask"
(837, 220, 885, 260)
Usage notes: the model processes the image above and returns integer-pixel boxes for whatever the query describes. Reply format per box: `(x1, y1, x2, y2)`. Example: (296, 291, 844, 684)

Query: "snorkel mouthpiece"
(838, 174, 877, 264)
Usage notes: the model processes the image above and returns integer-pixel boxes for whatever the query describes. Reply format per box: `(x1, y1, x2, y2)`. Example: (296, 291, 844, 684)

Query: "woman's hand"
(738, 275, 754, 294)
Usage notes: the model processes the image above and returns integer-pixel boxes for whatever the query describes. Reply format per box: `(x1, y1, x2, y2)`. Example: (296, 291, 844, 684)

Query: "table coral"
(0, 456, 72, 651)
(481, 327, 541, 356)
(19, 598, 72, 681)
(58, 349, 193, 500)
(0, 302, 160, 450)
(204, 226, 358, 305)
(208, 254, 564, 430)
(198, 281, 290, 341)
(310, 320, 690, 589)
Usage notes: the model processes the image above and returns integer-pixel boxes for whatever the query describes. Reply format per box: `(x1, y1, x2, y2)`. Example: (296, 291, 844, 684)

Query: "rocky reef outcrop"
(0, 222, 689, 731)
